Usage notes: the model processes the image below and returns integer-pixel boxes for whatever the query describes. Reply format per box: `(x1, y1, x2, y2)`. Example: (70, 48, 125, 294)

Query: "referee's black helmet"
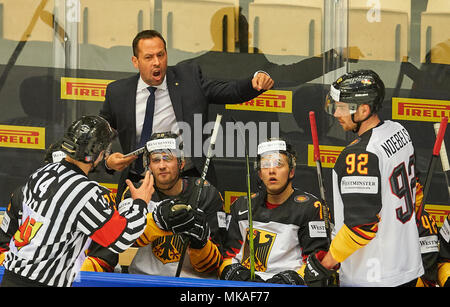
(62, 115, 117, 163)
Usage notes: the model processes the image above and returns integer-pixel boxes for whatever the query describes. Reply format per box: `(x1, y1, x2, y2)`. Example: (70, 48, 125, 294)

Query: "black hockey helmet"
(255, 137, 297, 171)
(143, 131, 184, 171)
(61, 115, 116, 163)
(325, 69, 385, 116)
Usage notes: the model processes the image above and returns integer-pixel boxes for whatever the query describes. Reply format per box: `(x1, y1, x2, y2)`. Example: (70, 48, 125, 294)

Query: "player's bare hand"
(126, 171, 154, 203)
(106, 152, 137, 171)
(252, 72, 274, 91)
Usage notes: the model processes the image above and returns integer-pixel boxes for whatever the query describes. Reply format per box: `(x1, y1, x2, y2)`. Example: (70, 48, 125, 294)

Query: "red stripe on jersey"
(226, 251, 236, 257)
(231, 247, 241, 254)
(90, 210, 126, 247)
(91, 256, 114, 272)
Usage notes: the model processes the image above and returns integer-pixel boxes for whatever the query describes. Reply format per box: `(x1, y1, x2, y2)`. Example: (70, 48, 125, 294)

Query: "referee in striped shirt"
(0, 116, 154, 287)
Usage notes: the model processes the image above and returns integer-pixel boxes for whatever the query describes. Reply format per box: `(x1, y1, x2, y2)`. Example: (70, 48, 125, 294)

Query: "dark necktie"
(135, 86, 156, 174)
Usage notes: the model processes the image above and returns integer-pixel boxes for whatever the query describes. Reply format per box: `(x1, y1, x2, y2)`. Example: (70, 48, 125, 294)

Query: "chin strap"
(266, 180, 292, 196)
(351, 110, 374, 134)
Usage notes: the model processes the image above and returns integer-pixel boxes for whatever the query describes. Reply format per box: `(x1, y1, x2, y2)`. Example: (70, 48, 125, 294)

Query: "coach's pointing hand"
(106, 152, 137, 171)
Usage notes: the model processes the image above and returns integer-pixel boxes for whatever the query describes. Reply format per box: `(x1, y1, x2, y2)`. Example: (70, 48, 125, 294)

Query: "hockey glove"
(183, 209, 210, 249)
(220, 263, 264, 282)
(304, 251, 339, 287)
(265, 270, 305, 285)
(152, 199, 195, 233)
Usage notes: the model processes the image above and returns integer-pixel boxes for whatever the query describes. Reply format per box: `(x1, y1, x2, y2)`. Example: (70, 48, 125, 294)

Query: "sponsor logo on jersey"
(341, 176, 379, 194)
(61, 77, 114, 101)
(242, 228, 276, 272)
(225, 90, 292, 113)
(309, 221, 327, 238)
(440, 217, 450, 243)
(152, 234, 184, 264)
(419, 235, 439, 254)
(425, 204, 450, 228)
(307, 144, 345, 168)
(0, 125, 45, 149)
(13, 216, 43, 250)
(392, 97, 450, 122)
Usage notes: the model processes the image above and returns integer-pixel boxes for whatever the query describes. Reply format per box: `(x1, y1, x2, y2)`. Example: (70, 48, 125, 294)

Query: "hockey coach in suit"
(100, 30, 274, 200)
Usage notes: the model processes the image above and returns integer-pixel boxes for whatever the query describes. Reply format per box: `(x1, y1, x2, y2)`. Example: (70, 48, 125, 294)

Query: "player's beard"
(155, 170, 180, 192)
(337, 117, 357, 132)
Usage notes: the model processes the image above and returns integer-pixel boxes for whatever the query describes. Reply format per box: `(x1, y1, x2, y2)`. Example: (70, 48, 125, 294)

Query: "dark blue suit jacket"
(100, 61, 263, 197)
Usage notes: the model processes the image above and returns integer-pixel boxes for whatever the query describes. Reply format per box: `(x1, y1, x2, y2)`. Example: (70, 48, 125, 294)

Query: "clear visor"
(325, 93, 358, 117)
(149, 150, 176, 163)
(259, 153, 287, 169)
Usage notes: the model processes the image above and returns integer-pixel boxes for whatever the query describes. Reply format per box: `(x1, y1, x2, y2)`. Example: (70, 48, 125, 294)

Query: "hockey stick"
(230, 117, 256, 281)
(123, 146, 146, 157)
(418, 116, 448, 219)
(433, 121, 450, 198)
(309, 111, 332, 244)
(175, 114, 222, 277)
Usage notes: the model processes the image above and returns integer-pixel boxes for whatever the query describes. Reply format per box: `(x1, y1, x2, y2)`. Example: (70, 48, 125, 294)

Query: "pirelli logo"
(224, 191, 247, 213)
(61, 77, 114, 101)
(307, 144, 345, 168)
(225, 90, 292, 113)
(0, 125, 45, 149)
(392, 97, 450, 122)
(425, 204, 450, 228)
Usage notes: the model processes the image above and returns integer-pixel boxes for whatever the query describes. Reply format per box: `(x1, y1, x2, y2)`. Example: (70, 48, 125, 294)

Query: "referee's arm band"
(329, 224, 373, 263)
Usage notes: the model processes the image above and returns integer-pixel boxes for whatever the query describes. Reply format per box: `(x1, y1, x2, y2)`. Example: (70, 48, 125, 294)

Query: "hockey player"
(437, 214, 450, 287)
(219, 138, 331, 285)
(0, 116, 154, 287)
(414, 180, 439, 287)
(121, 132, 226, 278)
(304, 70, 424, 287)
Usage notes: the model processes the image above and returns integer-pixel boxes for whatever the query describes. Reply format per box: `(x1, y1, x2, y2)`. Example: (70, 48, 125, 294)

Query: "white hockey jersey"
(332, 120, 424, 286)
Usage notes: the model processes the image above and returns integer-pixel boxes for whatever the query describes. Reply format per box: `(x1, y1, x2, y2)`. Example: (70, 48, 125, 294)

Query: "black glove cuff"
(266, 270, 305, 285)
(304, 252, 339, 287)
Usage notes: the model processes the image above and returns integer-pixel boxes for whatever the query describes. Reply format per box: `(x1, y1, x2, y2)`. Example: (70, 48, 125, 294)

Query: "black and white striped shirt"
(3, 160, 148, 286)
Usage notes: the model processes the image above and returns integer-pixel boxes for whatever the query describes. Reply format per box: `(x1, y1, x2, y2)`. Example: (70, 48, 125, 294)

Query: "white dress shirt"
(135, 75, 194, 170)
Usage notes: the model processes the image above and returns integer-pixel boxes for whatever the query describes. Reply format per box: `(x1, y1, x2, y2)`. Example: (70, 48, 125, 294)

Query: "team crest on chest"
(151, 234, 184, 264)
(242, 228, 276, 272)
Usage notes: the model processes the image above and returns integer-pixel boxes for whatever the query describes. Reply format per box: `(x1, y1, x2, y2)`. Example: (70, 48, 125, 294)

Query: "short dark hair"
(132, 30, 167, 57)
